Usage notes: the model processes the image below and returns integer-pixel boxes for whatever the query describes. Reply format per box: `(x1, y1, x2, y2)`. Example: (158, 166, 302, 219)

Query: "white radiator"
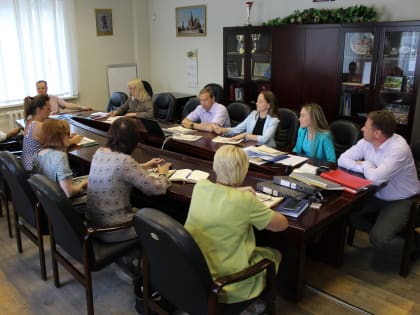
(6, 110, 24, 129)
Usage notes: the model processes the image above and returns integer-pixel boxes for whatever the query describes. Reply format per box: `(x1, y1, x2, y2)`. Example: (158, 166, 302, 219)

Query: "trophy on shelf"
(236, 34, 245, 54)
(245, 1, 253, 26)
(251, 33, 260, 53)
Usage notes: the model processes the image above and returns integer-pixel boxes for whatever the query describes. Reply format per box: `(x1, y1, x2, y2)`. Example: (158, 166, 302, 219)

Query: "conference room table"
(67, 114, 373, 301)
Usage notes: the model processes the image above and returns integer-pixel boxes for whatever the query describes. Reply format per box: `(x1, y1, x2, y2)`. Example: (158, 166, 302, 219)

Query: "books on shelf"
(320, 169, 372, 194)
(384, 103, 409, 125)
(168, 169, 209, 183)
(276, 197, 310, 218)
(290, 171, 344, 191)
(256, 192, 284, 209)
(212, 136, 243, 144)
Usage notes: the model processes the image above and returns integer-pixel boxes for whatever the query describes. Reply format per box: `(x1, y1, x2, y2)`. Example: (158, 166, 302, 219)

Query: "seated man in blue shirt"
(181, 87, 230, 131)
(338, 110, 420, 256)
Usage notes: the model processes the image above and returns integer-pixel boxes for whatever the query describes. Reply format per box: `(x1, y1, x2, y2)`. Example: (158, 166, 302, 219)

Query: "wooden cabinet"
(223, 21, 420, 141)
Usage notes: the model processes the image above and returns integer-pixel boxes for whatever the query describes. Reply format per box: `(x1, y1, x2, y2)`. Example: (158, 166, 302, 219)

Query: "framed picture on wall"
(95, 9, 113, 36)
(176, 5, 206, 37)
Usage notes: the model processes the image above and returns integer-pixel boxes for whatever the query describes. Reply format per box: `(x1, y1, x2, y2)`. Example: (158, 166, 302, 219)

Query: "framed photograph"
(253, 62, 270, 78)
(95, 9, 113, 36)
(383, 76, 403, 91)
(176, 5, 206, 37)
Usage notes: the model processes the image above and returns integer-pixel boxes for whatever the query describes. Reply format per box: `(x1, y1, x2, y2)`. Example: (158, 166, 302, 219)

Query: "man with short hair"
(36, 80, 91, 114)
(338, 110, 420, 254)
(181, 87, 230, 131)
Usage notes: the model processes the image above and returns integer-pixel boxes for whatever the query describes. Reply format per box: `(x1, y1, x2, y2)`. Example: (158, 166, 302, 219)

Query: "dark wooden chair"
(28, 174, 140, 315)
(227, 102, 251, 127)
(275, 108, 299, 150)
(0, 151, 49, 280)
(134, 208, 276, 315)
(329, 119, 361, 157)
(153, 93, 176, 122)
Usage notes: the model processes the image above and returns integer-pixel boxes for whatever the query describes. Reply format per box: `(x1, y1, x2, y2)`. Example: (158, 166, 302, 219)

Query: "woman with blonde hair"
(33, 119, 87, 197)
(293, 102, 336, 162)
(110, 79, 153, 118)
(185, 145, 288, 304)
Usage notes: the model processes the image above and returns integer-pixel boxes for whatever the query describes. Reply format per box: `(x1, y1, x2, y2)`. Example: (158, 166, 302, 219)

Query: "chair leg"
(14, 211, 22, 253)
(84, 269, 94, 315)
(35, 207, 47, 281)
(347, 226, 355, 246)
(5, 196, 13, 238)
(49, 232, 60, 287)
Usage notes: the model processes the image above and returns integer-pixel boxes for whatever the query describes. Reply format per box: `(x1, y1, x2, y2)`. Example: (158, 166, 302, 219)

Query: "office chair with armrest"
(142, 80, 154, 98)
(153, 93, 176, 122)
(134, 208, 276, 315)
(275, 108, 299, 150)
(329, 119, 361, 158)
(106, 92, 128, 112)
(0, 136, 23, 238)
(227, 102, 251, 127)
(0, 151, 49, 280)
(204, 83, 224, 104)
(28, 174, 140, 315)
(182, 98, 200, 120)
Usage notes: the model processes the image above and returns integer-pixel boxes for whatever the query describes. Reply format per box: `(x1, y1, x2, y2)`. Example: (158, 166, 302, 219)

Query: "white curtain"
(0, 0, 79, 106)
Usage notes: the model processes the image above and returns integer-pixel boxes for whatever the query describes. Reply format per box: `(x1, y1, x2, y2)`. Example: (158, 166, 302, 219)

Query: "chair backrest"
(153, 93, 176, 122)
(106, 92, 128, 112)
(182, 97, 200, 120)
(0, 151, 43, 229)
(142, 80, 154, 98)
(412, 139, 420, 178)
(227, 102, 251, 127)
(329, 119, 361, 158)
(275, 108, 299, 149)
(28, 174, 86, 262)
(204, 83, 224, 104)
(134, 208, 213, 315)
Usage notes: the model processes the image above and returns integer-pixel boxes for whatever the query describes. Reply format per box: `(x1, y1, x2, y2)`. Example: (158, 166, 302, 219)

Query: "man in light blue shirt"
(338, 110, 420, 253)
(182, 87, 230, 131)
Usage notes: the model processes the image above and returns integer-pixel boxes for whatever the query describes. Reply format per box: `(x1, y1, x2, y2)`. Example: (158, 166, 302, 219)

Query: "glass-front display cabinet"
(340, 23, 420, 141)
(223, 27, 272, 106)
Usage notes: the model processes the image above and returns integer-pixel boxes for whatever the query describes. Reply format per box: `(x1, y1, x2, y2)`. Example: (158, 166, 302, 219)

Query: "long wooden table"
(68, 115, 371, 301)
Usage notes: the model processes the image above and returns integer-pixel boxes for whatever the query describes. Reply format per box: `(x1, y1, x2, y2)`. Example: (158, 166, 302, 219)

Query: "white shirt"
(338, 134, 420, 201)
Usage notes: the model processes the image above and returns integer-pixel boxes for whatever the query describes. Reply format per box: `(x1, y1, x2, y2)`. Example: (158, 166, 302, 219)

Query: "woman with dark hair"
(86, 117, 171, 242)
(214, 91, 280, 147)
(33, 119, 87, 197)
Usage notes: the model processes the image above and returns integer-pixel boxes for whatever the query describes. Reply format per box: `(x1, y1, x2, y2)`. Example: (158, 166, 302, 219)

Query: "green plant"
(263, 5, 377, 26)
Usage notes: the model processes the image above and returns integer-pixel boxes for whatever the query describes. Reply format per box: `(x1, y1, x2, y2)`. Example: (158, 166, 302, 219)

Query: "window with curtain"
(0, 0, 79, 107)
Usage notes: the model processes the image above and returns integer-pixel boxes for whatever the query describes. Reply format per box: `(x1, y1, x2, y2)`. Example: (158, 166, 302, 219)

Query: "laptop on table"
(139, 117, 173, 137)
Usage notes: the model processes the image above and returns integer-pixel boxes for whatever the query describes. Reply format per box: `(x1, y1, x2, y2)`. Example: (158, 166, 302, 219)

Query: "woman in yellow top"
(184, 145, 288, 304)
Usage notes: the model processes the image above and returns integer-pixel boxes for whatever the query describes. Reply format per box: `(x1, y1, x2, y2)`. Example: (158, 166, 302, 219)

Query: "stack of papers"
(164, 126, 197, 134)
(274, 155, 308, 167)
(243, 145, 287, 165)
(79, 137, 99, 147)
(103, 116, 121, 124)
(168, 169, 209, 183)
(256, 192, 284, 209)
(212, 136, 243, 144)
(89, 112, 109, 120)
(171, 134, 203, 142)
(290, 171, 343, 190)
(293, 163, 319, 175)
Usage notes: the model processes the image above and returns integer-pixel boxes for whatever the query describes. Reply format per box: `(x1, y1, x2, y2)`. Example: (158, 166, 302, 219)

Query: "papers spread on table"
(212, 136, 244, 144)
(243, 145, 287, 165)
(171, 134, 203, 142)
(89, 112, 109, 120)
(78, 137, 99, 147)
(256, 192, 284, 209)
(274, 155, 308, 167)
(164, 126, 197, 134)
(293, 163, 319, 175)
(168, 169, 210, 183)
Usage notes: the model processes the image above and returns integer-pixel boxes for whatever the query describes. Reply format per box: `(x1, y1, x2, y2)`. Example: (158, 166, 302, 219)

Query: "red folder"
(320, 169, 372, 194)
